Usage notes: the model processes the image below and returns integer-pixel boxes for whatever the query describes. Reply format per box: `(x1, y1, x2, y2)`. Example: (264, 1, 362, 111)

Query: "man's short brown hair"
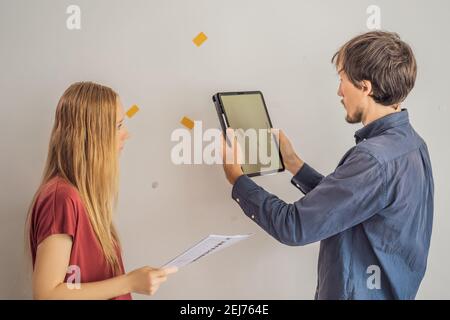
(332, 31, 417, 106)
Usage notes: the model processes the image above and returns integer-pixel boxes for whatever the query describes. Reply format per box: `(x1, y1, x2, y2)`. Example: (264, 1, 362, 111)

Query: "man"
(222, 31, 434, 299)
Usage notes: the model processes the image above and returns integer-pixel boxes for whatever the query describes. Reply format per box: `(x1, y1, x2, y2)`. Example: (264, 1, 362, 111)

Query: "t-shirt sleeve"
(34, 186, 78, 247)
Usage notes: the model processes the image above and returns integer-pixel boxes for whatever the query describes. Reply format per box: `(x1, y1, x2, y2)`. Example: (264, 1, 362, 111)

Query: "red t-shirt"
(30, 176, 132, 300)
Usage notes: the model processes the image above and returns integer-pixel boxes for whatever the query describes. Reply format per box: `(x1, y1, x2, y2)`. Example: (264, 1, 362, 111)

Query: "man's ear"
(361, 80, 373, 97)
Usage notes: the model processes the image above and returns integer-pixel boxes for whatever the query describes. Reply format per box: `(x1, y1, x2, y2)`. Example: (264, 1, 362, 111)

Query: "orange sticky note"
(181, 116, 195, 130)
(126, 105, 139, 118)
(193, 32, 208, 47)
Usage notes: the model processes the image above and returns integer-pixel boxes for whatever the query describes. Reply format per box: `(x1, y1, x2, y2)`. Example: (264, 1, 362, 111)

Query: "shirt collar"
(354, 109, 410, 144)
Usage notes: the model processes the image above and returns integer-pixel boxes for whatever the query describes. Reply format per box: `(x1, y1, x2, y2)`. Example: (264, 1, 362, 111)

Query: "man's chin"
(345, 113, 361, 124)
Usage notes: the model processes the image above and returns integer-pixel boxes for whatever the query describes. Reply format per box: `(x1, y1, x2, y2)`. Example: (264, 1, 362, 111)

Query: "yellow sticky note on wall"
(126, 105, 139, 118)
(193, 32, 208, 47)
(181, 116, 195, 130)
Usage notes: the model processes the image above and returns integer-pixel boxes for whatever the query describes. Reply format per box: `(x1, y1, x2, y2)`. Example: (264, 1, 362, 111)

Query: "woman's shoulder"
(34, 176, 83, 216)
(31, 176, 85, 247)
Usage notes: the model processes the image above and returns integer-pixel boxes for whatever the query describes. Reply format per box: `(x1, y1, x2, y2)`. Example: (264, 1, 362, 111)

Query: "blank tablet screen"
(219, 92, 284, 176)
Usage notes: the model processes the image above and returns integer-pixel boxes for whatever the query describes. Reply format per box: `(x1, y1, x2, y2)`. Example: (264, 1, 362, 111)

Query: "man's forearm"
(285, 154, 305, 175)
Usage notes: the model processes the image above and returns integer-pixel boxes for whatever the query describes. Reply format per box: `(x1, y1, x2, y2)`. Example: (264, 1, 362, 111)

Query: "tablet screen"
(219, 92, 284, 176)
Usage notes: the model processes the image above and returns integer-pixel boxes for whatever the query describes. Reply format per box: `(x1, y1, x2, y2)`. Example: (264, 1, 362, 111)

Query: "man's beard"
(345, 104, 364, 124)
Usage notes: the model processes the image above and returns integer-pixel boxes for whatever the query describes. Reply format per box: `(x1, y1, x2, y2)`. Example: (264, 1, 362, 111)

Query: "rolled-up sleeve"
(231, 150, 386, 246)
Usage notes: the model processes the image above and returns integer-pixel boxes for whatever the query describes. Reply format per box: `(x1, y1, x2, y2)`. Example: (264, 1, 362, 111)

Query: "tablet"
(212, 91, 285, 177)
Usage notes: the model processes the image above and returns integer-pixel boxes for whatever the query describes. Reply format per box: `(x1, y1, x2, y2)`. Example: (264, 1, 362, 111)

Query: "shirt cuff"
(232, 174, 258, 201)
(231, 175, 261, 221)
(291, 163, 323, 194)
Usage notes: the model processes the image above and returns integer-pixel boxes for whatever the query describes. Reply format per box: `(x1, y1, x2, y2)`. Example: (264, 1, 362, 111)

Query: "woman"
(26, 82, 177, 299)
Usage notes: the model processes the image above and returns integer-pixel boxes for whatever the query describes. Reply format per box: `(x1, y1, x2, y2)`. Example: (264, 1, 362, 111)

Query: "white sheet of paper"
(162, 234, 252, 269)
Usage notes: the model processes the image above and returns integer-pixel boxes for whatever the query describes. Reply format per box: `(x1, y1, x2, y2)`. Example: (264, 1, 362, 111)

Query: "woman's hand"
(126, 266, 178, 296)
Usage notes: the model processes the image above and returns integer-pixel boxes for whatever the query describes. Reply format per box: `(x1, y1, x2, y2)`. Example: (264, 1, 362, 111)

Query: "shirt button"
(251, 215, 255, 219)
(236, 198, 240, 203)
(296, 184, 300, 188)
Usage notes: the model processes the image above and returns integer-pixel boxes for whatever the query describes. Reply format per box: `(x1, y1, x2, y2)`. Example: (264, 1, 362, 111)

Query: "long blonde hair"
(28, 81, 121, 274)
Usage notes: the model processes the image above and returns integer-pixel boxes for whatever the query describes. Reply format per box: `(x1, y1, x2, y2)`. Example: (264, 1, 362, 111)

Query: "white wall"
(1, 0, 449, 299)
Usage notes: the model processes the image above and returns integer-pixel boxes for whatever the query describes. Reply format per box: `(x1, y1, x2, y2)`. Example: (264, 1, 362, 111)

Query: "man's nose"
(337, 85, 343, 97)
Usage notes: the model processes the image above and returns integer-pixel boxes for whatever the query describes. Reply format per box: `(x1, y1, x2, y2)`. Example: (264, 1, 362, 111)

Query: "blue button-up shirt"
(232, 109, 434, 299)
